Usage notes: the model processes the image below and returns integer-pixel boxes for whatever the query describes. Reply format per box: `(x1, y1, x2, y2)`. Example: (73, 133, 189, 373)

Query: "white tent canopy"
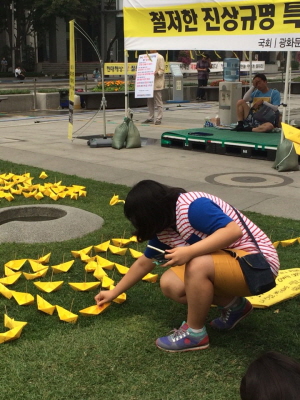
(123, 0, 298, 125)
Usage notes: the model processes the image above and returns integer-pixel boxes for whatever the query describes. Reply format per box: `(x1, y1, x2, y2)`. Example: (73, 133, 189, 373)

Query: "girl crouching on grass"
(95, 180, 279, 353)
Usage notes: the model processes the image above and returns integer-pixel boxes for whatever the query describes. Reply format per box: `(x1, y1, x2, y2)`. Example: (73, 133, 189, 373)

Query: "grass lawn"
(0, 160, 299, 400)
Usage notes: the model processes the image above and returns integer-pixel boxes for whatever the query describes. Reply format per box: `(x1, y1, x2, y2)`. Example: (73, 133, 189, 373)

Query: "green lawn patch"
(0, 159, 299, 400)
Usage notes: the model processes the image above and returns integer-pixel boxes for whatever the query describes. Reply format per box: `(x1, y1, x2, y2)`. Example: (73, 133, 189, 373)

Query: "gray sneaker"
(143, 119, 153, 123)
(155, 120, 161, 125)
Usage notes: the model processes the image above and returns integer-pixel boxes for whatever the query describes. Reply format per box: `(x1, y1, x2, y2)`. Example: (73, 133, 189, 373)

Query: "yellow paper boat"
(70, 184, 86, 191)
(109, 244, 128, 256)
(0, 272, 22, 285)
(12, 291, 35, 305)
(114, 263, 129, 275)
(5, 266, 17, 276)
(35, 192, 44, 200)
(4, 314, 28, 330)
(129, 236, 138, 242)
(113, 293, 127, 304)
(68, 282, 100, 291)
(39, 171, 48, 179)
(36, 253, 51, 264)
(102, 276, 115, 288)
(129, 248, 143, 259)
(36, 295, 56, 315)
(85, 261, 98, 272)
(0, 326, 24, 344)
(109, 194, 125, 205)
(109, 286, 127, 304)
(94, 240, 110, 253)
(79, 246, 93, 255)
(142, 273, 158, 283)
(80, 253, 95, 263)
(111, 238, 132, 247)
(93, 266, 107, 280)
(79, 303, 111, 316)
(95, 256, 114, 270)
(56, 305, 78, 323)
(51, 260, 74, 274)
(34, 281, 64, 293)
(29, 260, 49, 272)
(23, 267, 48, 280)
(4, 259, 27, 271)
(0, 283, 13, 299)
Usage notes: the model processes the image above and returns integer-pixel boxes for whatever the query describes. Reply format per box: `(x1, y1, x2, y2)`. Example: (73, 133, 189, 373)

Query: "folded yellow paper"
(79, 303, 111, 316)
(129, 248, 143, 259)
(4, 259, 27, 271)
(142, 273, 158, 283)
(51, 260, 74, 274)
(93, 265, 107, 280)
(109, 244, 128, 256)
(0, 283, 13, 299)
(34, 281, 64, 293)
(36, 295, 56, 315)
(56, 305, 78, 323)
(12, 291, 35, 305)
(94, 240, 110, 253)
(95, 256, 114, 270)
(23, 267, 48, 280)
(115, 263, 129, 275)
(111, 238, 132, 247)
(68, 282, 101, 291)
(0, 272, 22, 285)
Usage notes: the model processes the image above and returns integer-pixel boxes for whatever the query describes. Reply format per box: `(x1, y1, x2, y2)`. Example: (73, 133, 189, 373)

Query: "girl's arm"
(163, 221, 243, 266)
(95, 255, 155, 306)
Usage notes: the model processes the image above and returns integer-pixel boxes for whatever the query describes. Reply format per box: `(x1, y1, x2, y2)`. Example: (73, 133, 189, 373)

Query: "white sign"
(135, 53, 157, 98)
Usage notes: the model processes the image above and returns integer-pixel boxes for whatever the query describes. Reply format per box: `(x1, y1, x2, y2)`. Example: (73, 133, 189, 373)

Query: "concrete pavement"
(0, 96, 299, 221)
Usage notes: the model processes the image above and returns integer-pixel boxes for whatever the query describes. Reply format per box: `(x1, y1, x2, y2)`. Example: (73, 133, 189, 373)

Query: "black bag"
(252, 104, 276, 125)
(238, 253, 276, 295)
(232, 207, 276, 296)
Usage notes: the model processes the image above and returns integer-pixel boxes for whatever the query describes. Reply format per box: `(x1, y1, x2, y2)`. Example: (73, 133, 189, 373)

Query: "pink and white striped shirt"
(157, 192, 279, 276)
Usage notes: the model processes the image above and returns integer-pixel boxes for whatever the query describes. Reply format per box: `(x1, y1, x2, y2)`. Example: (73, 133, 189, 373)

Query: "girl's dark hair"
(124, 180, 186, 242)
(240, 351, 300, 400)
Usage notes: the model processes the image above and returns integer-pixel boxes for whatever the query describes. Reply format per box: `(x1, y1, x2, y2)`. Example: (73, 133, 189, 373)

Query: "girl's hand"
(94, 289, 115, 306)
(163, 247, 193, 266)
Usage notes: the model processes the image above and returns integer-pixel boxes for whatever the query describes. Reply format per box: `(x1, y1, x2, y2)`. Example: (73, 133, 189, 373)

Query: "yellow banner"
(124, 1, 296, 38)
(247, 268, 300, 308)
(124, 0, 300, 51)
(104, 62, 171, 75)
(68, 20, 75, 140)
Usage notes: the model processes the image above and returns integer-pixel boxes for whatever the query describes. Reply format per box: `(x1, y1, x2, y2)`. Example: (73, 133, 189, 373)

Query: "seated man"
(233, 73, 281, 132)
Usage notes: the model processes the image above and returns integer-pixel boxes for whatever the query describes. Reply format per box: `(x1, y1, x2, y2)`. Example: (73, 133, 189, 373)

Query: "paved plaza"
(0, 96, 299, 220)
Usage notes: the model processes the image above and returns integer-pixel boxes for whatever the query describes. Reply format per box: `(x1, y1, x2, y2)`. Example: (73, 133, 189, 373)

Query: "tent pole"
(249, 51, 252, 84)
(281, 51, 292, 141)
(124, 50, 128, 116)
(100, 60, 107, 138)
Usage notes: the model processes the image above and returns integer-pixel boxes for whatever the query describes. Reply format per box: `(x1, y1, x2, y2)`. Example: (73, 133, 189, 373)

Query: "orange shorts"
(170, 249, 252, 298)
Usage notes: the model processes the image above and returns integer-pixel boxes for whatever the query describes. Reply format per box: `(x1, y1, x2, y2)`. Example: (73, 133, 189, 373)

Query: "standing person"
(15, 66, 25, 80)
(143, 50, 165, 125)
(240, 351, 300, 400)
(95, 180, 279, 353)
(196, 53, 211, 101)
(1, 57, 8, 72)
(92, 67, 100, 82)
(233, 73, 281, 132)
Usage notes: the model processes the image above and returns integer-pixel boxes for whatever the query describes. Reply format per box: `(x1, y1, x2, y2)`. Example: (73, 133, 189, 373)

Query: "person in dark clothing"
(196, 53, 211, 101)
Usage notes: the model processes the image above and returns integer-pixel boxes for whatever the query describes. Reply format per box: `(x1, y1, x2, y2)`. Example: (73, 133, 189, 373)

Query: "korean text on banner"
(68, 20, 75, 140)
(123, 0, 300, 51)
